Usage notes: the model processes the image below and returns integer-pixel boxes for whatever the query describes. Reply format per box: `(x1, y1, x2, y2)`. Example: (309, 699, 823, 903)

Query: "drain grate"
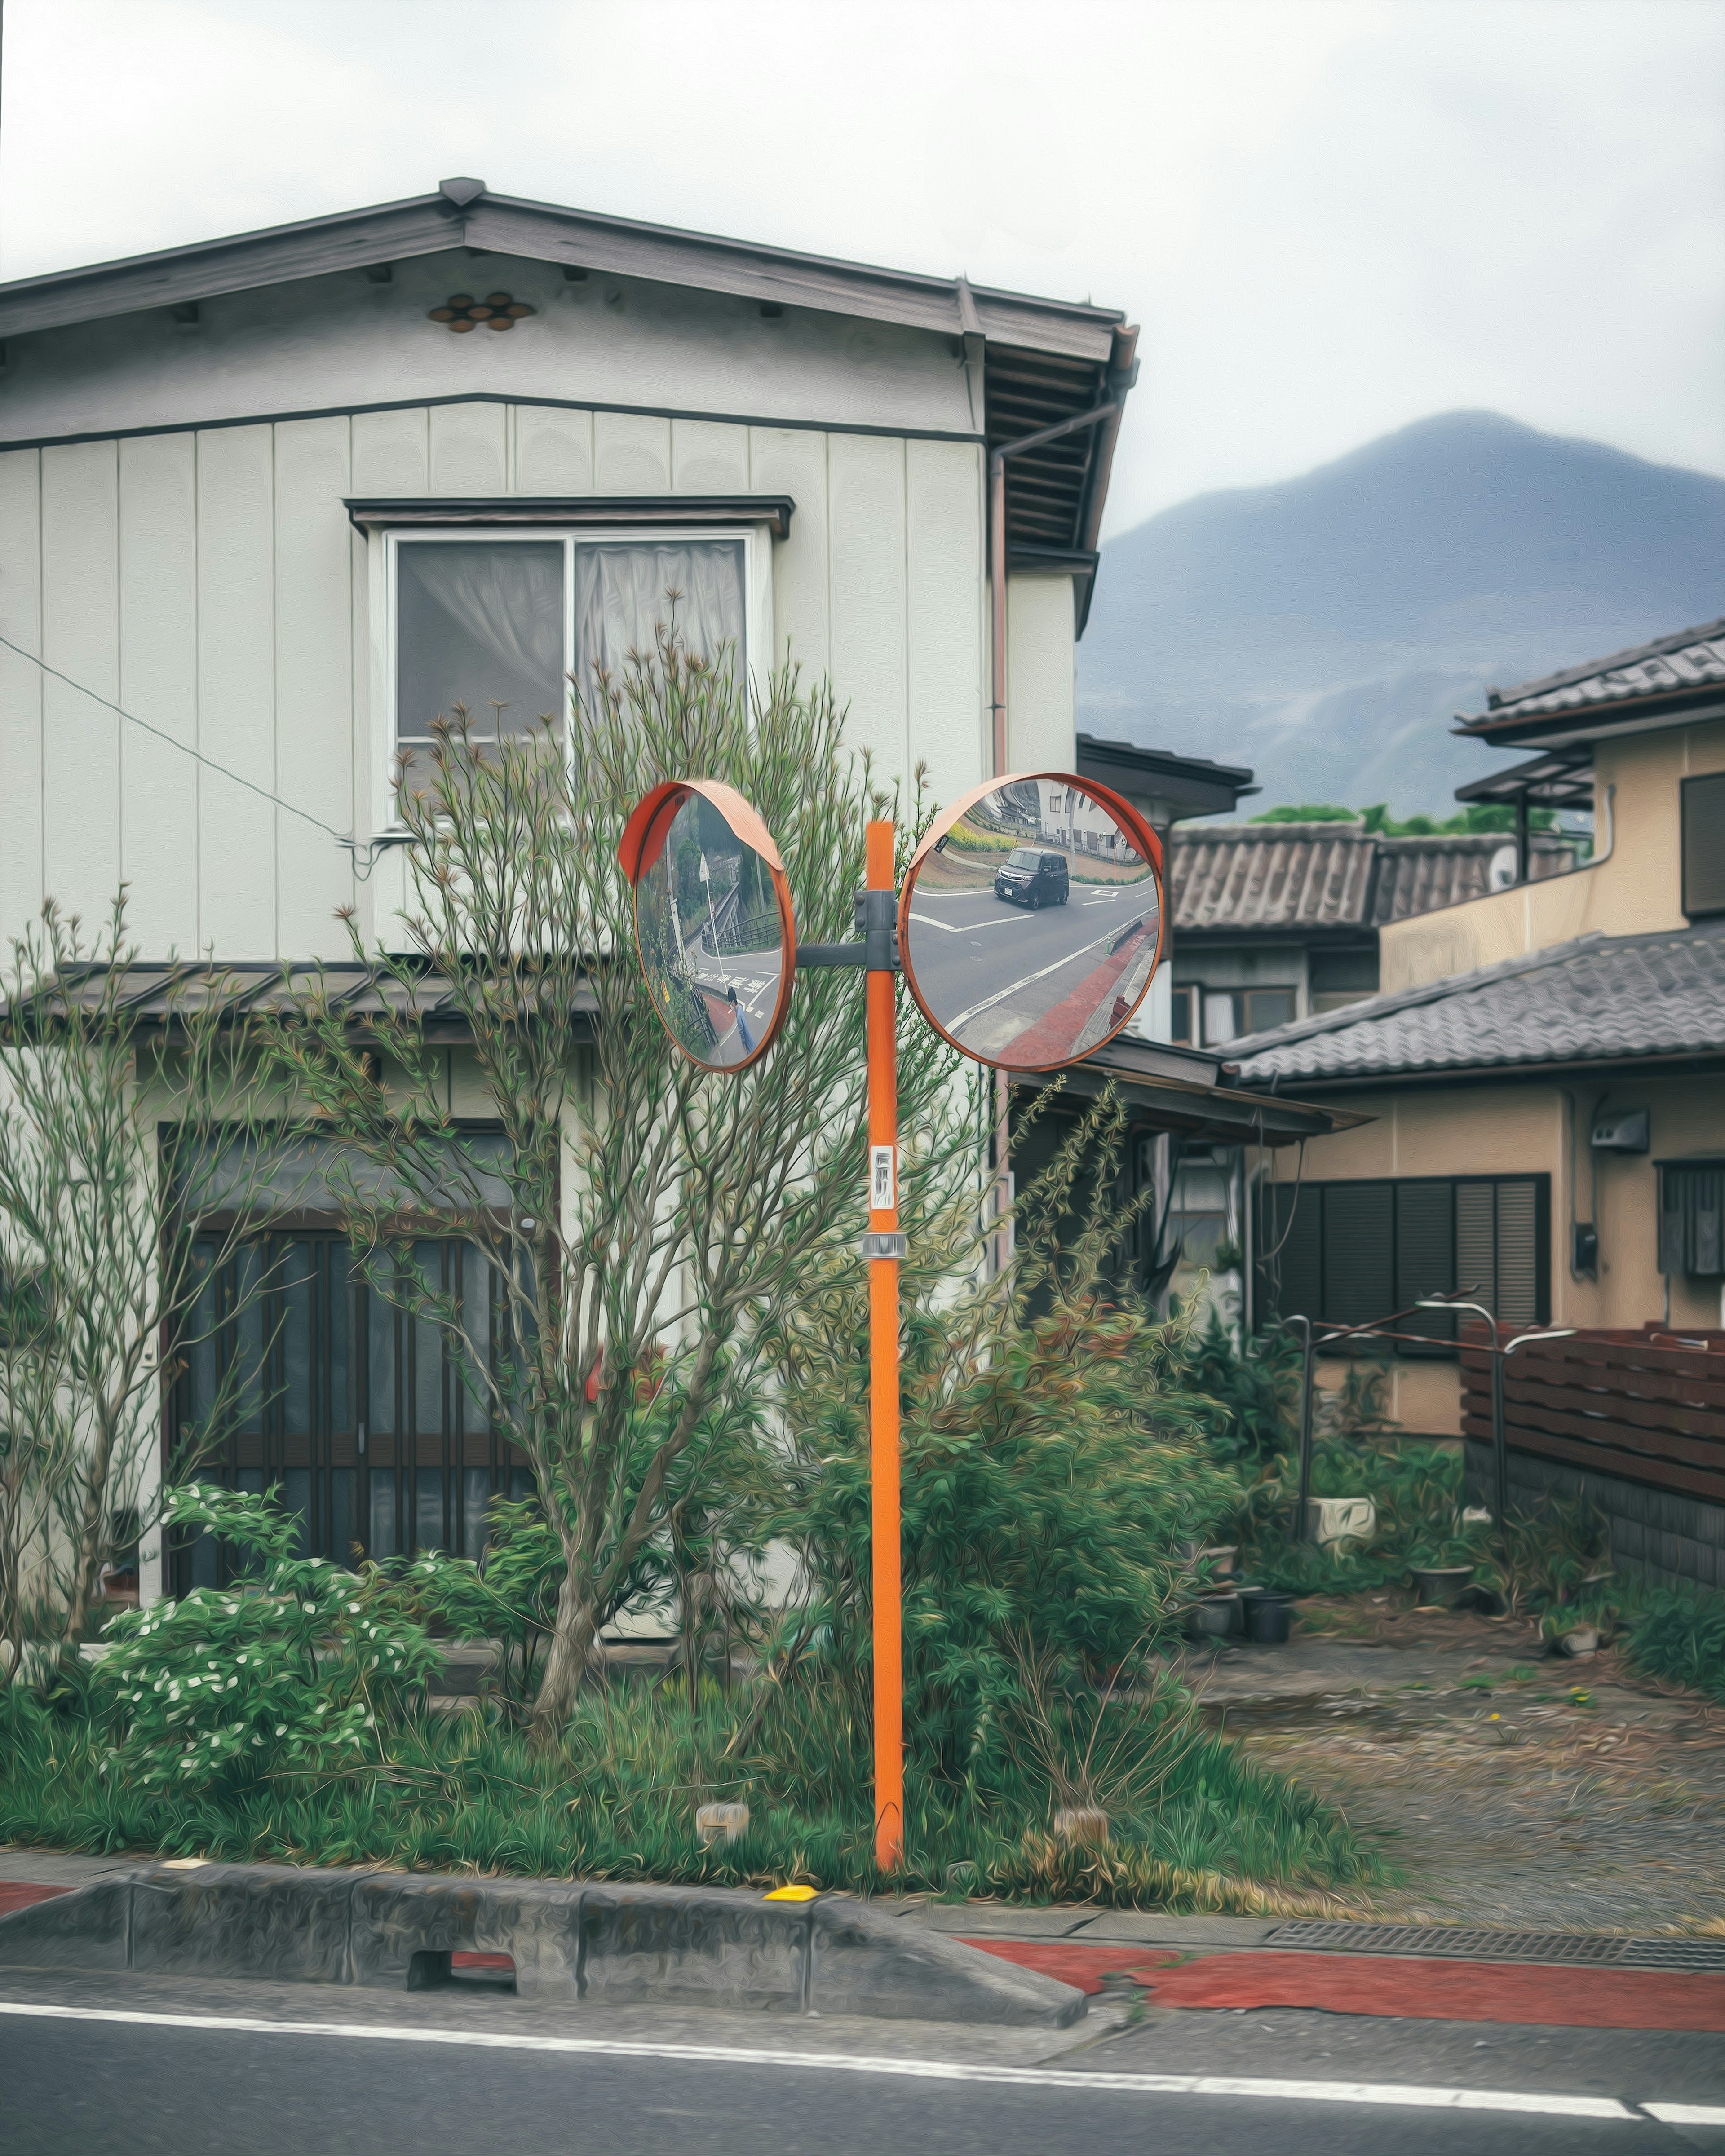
(1265, 1922, 1725, 1971)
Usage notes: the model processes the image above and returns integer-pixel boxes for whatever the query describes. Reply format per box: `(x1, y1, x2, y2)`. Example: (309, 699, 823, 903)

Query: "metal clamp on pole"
(795, 943, 868, 968)
(861, 1231, 907, 1260)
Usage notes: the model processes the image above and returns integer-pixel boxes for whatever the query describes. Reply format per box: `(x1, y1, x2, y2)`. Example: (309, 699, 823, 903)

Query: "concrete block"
(0, 1874, 130, 1972)
(352, 1873, 580, 2001)
(129, 1862, 353, 1984)
(579, 1883, 806, 2013)
(809, 1896, 1085, 2027)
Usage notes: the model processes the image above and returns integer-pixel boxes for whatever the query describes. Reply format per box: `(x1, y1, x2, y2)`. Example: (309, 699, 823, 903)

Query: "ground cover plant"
(1, 1645, 1384, 1913)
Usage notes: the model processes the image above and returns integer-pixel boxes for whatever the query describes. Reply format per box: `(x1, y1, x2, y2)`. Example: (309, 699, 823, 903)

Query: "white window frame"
(368, 521, 773, 833)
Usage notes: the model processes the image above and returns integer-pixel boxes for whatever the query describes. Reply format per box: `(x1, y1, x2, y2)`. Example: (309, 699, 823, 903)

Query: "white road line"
(1644, 2101, 1725, 2124)
(908, 911, 1017, 935)
(0, 2002, 1635, 2118)
(947, 922, 1131, 1032)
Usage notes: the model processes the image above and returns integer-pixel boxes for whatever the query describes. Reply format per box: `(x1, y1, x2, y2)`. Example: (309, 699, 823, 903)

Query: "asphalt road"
(903, 881, 1156, 1062)
(4, 1999, 1718, 2156)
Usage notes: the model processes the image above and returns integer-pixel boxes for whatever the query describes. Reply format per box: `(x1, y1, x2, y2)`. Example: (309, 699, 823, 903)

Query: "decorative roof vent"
(438, 177, 486, 208)
(428, 291, 535, 334)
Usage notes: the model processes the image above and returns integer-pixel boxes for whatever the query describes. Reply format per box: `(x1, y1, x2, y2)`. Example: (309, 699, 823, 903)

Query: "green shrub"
(93, 1484, 440, 1794)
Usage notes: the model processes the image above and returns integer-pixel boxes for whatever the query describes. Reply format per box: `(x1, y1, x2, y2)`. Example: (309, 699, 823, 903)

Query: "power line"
(0, 631, 391, 874)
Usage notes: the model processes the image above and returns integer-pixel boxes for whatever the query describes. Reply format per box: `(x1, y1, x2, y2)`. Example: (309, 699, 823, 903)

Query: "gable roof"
(0, 177, 1139, 586)
(0, 177, 1126, 361)
(1225, 920, 1725, 1087)
(1169, 822, 1575, 937)
(1454, 619, 1725, 750)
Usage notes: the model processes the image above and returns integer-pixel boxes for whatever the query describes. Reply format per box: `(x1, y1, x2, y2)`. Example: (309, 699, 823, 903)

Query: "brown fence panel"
(1458, 1325, 1725, 1503)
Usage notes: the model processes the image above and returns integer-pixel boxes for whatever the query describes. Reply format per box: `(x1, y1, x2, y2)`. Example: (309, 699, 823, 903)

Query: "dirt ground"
(1177, 1592, 1725, 1935)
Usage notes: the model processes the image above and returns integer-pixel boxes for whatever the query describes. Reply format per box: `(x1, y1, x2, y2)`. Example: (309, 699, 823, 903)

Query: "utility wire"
(0, 632, 393, 875)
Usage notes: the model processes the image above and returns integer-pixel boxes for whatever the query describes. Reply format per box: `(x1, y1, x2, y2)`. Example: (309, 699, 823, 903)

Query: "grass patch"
(0, 1672, 1388, 1913)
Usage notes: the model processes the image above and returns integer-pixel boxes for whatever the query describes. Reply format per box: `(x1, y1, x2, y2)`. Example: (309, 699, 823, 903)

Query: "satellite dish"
(1487, 841, 1518, 892)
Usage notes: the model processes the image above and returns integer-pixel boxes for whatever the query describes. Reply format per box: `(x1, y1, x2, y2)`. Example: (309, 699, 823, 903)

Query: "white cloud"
(2, 0, 1718, 531)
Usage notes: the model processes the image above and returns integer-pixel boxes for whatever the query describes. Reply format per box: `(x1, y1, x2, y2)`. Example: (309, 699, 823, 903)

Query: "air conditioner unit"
(1592, 1109, 1650, 1153)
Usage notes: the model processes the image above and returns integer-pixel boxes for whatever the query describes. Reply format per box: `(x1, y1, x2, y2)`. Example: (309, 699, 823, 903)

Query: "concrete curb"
(0, 1865, 1086, 2028)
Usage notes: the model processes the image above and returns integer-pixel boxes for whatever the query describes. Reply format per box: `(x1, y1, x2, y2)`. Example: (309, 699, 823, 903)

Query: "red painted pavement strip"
(0, 1884, 70, 1918)
(963, 1938, 1725, 2033)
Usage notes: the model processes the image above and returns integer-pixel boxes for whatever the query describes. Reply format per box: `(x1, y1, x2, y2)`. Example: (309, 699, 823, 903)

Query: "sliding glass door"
(172, 1233, 530, 1589)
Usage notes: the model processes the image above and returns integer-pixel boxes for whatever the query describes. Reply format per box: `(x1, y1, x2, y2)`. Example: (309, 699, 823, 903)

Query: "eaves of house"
(1224, 919, 1725, 1093)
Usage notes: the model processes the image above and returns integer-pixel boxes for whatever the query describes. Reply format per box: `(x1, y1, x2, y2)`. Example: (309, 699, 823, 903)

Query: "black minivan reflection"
(994, 848, 1070, 909)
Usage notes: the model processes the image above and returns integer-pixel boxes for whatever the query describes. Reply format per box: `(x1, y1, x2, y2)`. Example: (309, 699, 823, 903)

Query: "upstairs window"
(389, 532, 748, 806)
(1682, 772, 1725, 919)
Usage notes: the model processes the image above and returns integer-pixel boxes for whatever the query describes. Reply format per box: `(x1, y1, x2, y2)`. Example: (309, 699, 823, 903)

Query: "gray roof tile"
(1460, 619, 1725, 729)
(1229, 921, 1725, 1084)
(1170, 823, 1573, 934)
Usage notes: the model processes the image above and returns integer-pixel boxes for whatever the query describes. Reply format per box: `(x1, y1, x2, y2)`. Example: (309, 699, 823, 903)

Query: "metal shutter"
(1322, 1182, 1395, 1333)
(1256, 1183, 1322, 1323)
(1395, 1180, 1455, 1350)
(1682, 773, 1725, 919)
(1659, 1163, 1725, 1277)
(1456, 1177, 1542, 1324)
(1455, 1180, 1498, 1313)
(1494, 1181, 1540, 1324)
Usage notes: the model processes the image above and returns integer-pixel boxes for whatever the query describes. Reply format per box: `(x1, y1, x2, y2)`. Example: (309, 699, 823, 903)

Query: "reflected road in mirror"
(633, 790, 788, 1070)
(903, 778, 1160, 1067)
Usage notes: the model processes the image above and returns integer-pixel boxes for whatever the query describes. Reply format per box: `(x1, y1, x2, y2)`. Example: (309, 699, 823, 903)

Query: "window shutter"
(1395, 1180, 1455, 1350)
(1321, 1182, 1395, 1334)
(1455, 1180, 1498, 1313)
(1256, 1184, 1322, 1324)
(1495, 1180, 1540, 1324)
(1682, 773, 1725, 919)
(1661, 1163, 1725, 1277)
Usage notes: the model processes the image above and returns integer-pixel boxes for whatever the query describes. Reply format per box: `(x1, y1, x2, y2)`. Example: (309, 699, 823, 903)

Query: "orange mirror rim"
(617, 778, 798, 1074)
(896, 769, 1166, 1073)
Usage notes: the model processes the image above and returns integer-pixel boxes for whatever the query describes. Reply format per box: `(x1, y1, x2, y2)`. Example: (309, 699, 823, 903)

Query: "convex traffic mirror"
(618, 779, 796, 1072)
(897, 773, 1163, 1070)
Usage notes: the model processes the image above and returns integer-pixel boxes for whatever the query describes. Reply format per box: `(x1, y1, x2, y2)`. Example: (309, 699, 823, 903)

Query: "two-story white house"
(0, 179, 1338, 1594)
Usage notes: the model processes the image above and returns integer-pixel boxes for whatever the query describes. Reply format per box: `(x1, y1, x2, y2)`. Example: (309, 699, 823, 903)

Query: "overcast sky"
(2, 0, 1720, 535)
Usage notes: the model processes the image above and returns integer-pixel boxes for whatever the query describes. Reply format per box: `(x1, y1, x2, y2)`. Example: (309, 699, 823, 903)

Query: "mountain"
(1076, 412, 1725, 815)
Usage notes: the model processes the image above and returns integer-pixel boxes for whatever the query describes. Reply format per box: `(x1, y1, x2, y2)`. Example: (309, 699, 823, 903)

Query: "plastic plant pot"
(1187, 1593, 1240, 1639)
(1411, 1565, 1474, 1605)
(1245, 1593, 1295, 1645)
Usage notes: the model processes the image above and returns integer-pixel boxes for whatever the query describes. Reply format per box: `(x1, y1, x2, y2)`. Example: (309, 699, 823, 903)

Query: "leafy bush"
(93, 1484, 440, 1794)
(756, 1097, 1240, 1795)
(1179, 1301, 1300, 1466)
(1622, 1582, 1725, 1701)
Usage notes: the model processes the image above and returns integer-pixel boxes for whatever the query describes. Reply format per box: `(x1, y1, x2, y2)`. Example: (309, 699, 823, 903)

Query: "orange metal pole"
(865, 818, 904, 1872)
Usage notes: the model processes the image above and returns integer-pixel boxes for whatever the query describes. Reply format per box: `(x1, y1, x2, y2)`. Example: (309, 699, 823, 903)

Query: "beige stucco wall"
(1259, 1069, 1725, 1434)
(1380, 717, 1725, 994)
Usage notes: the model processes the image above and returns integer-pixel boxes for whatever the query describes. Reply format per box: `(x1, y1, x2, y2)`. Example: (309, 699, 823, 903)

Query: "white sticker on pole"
(870, 1145, 896, 1211)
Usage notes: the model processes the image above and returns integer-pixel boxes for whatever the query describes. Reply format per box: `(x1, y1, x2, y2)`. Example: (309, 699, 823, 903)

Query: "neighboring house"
(1224, 620, 1725, 1458)
(1165, 820, 1576, 1049)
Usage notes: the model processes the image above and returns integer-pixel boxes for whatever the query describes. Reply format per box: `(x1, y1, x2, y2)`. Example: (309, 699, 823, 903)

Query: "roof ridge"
(1468, 619, 1725, 719)
(1228, 917, 1725, 1064)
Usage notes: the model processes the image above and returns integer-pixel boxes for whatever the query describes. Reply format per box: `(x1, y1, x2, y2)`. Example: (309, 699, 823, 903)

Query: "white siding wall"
(1005, 572, 1077, 773)
(0, 406, 993, 959)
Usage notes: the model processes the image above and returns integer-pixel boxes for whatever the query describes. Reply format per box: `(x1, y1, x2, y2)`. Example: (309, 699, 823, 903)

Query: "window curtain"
(574, 541, 745, 692)
(396, 542, 565, 742)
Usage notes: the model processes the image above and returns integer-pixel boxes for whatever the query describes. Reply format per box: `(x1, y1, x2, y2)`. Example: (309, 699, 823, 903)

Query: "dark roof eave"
(1453, 684, 1725, 748)
(1238, 1047, 1725, 1094)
